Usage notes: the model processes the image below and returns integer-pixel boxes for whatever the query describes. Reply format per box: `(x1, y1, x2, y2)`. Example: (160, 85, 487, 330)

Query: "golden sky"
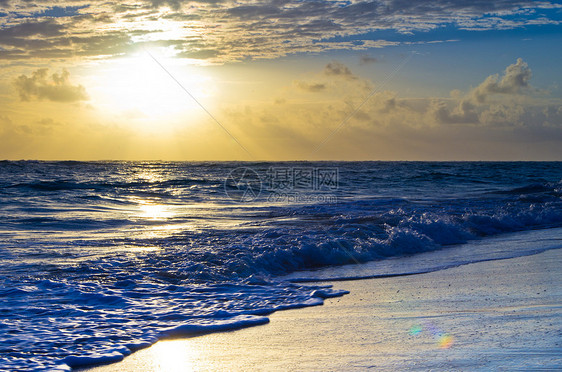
(1, 1, 561, 160)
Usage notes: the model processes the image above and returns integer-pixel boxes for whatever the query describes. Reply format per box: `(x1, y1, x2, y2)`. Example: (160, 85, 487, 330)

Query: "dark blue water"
(1, 161, 561, 371)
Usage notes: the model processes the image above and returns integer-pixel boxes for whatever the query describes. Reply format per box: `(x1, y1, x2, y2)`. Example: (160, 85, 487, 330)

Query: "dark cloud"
(354, 110, 371, 121)
(359, 54, 378, 65)
(0, 1, 560, 62)
(148, 0, 184, 10)
(430, 100, 479, 124)
(294, 81, 326, 92)
(13, 68, 89, 102)
(70, 32, 133, 56)
(0, 19, 64, 39)
(324, 62, 357, 80)
(177, 49, 220, 59)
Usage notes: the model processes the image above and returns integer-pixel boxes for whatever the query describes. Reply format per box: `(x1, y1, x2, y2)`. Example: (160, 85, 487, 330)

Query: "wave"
(1, 161, 562, 370)
(282, 227, 562, 282)
(4, 178, 218, 192)
(0, 275, 347, 371)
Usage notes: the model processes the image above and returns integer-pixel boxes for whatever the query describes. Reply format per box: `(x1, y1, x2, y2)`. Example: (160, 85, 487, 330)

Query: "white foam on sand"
(85, 230, 562, 371)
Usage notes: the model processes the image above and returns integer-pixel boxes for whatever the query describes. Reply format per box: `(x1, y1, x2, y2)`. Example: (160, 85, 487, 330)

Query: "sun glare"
(150, 340, 197, 371)
(139, 204, 173, 220)
(90, 51, 215, 131)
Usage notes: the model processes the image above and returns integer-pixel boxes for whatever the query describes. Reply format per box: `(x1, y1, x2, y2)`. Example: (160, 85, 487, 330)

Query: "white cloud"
(472, 58, 532, 103)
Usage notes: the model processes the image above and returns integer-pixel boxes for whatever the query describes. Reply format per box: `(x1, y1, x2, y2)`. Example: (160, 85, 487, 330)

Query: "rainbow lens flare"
(438, 333, 454, 349)
(409, 324, 422, 336)
(408, 322, 454, 349)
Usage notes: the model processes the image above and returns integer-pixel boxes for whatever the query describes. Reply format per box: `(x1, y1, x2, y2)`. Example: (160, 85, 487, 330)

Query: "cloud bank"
(0, 1, 560, 63)
(218, 58, 561, 159)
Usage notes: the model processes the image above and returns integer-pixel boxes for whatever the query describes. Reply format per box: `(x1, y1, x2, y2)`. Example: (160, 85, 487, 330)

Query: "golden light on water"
(139, 204, 173, 220)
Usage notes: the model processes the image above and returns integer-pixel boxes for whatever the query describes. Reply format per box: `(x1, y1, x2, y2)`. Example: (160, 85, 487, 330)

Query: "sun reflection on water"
(140, 204, 173, 220)
(150, 340, 197, 371)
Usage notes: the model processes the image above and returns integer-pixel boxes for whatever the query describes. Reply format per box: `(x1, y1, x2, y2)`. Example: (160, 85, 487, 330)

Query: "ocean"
(1, 161, 561, 371)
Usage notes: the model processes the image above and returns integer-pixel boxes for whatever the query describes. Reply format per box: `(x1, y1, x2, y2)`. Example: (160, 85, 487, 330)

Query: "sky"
(0, 0, 561, 160)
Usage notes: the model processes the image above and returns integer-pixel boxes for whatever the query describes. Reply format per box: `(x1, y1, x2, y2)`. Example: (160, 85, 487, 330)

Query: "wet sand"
(86, 248, 562, 371)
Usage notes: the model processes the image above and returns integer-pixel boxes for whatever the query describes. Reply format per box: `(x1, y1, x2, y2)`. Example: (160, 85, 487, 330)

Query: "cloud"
(287, 61, 377, 104)
(283, 59, 560, 145)
(429, 58, 536, 124)
(13, 68, 89, 102)
(359, 54, 378, 65)
(0, 19, 65, 39)
(471, 58, 532, 103)
(218, 80, 561, 160)
(429, 99, 478, 124)
(294, 81, 327, 93)
(291, 61, 366, 95)
(0, 56, 560, 160)
(177, 48, 220, 59)
(324, 62, 357, 80)
(1, 1, 560, 62)
(479, 103, 525, 126)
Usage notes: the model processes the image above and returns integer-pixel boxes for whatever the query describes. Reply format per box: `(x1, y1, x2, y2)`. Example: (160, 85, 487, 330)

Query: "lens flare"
(408, 322, 454, 349)
(409, 324, 422, 336)
(439, 333, 454, 349)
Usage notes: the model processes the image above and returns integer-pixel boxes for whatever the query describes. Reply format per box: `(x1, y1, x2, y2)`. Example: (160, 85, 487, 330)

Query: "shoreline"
(84, 247, 562, 371)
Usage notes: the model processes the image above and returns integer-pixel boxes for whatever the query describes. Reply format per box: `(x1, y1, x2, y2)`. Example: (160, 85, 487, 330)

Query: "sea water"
(0, 161, 561, 371)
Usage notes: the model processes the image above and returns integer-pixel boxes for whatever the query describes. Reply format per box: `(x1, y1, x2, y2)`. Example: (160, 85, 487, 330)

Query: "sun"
(89, 50, 214, 131)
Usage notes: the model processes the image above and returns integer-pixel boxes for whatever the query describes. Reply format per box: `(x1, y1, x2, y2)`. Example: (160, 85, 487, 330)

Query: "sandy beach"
(85, 247, 562, 371)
